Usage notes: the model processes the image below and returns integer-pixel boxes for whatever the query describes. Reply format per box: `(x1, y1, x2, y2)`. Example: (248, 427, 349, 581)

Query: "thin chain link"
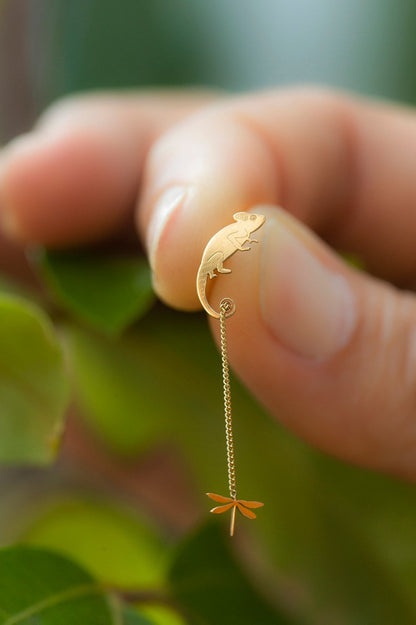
(219, 299, 237, 500)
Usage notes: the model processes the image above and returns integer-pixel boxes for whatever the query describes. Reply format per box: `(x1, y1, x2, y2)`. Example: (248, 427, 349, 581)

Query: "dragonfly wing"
(238, 499, 264, 509)
(210, 502, 235, 514)
(206, 492, 233, 504)
(237, 503, 257, 519)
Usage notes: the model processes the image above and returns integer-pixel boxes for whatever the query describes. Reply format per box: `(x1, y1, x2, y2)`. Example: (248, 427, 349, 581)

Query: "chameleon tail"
(196, 270, 221, 319)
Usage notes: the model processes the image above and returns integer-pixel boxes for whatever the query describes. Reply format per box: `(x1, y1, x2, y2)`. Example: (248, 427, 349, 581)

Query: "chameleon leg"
(217, 260, 232, 274)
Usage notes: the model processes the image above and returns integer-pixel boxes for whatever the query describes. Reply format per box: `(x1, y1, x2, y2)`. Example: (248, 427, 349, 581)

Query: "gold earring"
(196, 212, 265, 536)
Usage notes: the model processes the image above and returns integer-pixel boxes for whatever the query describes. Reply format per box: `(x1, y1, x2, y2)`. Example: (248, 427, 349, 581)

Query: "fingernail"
(147, 186, 191, 268)
(261, 213, 356, 359)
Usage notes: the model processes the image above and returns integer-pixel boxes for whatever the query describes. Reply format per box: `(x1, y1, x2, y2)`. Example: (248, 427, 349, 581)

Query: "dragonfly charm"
(207, 493, 264, 536)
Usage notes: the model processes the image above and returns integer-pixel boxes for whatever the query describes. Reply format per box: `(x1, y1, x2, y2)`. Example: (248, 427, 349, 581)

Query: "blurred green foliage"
(0, 293, 68, 464)
(37, 249, 154, 335)
(3, 259, 416, 622)
(169, 523, 293, 625)
(21, 497, 167, 589)
(46, 0, 208, 98)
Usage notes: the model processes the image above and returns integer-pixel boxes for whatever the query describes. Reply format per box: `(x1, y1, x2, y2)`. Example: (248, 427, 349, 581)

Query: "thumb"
(209, 205, 416, 480)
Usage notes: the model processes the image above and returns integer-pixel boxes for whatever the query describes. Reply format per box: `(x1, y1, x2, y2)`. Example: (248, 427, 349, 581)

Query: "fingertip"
(137, 113, 278, 310)
(0, 126, 138, 247)
(0, 91, 216, 250)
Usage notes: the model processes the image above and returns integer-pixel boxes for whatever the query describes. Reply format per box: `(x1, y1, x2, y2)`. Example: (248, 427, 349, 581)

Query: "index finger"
(0, 91, 216, 247)
(138, 88, 416, 309)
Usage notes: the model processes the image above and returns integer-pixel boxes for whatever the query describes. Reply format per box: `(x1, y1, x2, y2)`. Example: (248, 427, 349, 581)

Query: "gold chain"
(197, 212, 266, 535)
(219, 298, 237, 500)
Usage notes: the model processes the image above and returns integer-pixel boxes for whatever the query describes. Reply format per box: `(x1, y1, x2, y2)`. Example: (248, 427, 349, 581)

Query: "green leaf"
(37, 249, 154, 335)
(0, 546, 160, 625)
(169, 523, 296, 625)
(0, 294, 69, 464)
(0, 545, 113, 624)
(21, 497, 168, 589)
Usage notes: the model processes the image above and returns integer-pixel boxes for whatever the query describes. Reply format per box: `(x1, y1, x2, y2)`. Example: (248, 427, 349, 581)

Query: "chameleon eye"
(250, 214, 256, 220)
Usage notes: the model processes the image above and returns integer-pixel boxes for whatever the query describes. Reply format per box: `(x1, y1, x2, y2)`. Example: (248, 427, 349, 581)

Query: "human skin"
(2, 87, 416, 480)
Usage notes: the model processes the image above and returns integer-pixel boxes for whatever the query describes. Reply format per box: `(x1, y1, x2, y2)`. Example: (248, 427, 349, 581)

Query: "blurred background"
(2, 2, 416, 624)
(2, 0, 416, 141)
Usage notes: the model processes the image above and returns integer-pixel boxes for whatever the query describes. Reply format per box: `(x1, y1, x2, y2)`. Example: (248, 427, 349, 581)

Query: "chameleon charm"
(196, 212, 266, 318)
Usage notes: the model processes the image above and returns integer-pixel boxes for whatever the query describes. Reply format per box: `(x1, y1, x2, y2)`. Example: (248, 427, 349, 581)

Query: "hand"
(2, 87, 416, 480)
